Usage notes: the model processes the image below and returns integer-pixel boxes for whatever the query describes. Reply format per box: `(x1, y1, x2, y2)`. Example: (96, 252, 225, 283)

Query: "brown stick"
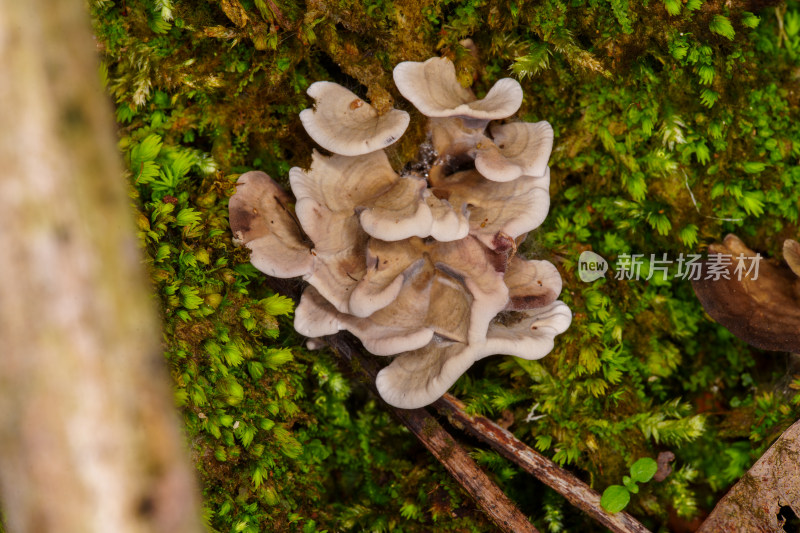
(435, 395, 652, 533)
(326, 334, 540, 533)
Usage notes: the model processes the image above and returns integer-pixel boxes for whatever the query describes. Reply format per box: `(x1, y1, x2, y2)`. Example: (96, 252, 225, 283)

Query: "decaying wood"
(697, 419, 800, 532)
(435, 395, 652, 533)
(326, 334, 540, 533)
(0, 1, 202, 532)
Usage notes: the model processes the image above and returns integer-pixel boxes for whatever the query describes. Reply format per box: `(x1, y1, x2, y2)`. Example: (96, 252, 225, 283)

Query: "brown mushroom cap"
(299, 81, 409, 156)
(228, 171, 313, 278)
(692, 234, 800, 352)
(393, 57, 523, 122)
(504, 256, 563, 310)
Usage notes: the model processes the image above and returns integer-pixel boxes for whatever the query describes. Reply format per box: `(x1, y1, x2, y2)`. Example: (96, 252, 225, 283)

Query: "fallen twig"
(434, 394, 652, 533)
(326, 334, 539, 533)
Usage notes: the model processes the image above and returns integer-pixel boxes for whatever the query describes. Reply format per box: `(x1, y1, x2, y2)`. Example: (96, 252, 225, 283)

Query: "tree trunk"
(0, 1, 203, 532)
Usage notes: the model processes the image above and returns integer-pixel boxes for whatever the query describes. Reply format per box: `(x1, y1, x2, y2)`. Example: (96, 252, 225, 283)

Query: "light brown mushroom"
(691, 234, 800, 352)
(393, 57, 523, 126)
(229, 54, 570, 409)
(433, 169, 551, 251)
(503, 256, 563, 311)
(474, 121, 554, 182)
(299, 81, 409, 156)
(228, 171, 313, 278)
(375, 300, 572, 409)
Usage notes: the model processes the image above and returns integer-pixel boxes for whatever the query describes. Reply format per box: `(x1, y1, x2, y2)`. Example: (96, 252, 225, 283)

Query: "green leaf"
(600, 485, 631, 513)
(131, 134, 163, 165)
(176, 208, 202, 227)
(740, 190, 765, 217)
(264, 348, 294, 368)
(699, 89, 719, 108)
(511, 43, 551, 79)
(630, 457, 659, 483)
(743, 161, 766, 174)
(679, 224, 699, 248)
(709, 15, 735, 40)
(741, 12, 760, 28)
(262, 294, 295, 316)
(696, 65, 714, 85)
(664, 0, 681, 16)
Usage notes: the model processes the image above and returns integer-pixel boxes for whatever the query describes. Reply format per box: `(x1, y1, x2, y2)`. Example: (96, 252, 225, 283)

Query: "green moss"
(94, 0, 800, 530)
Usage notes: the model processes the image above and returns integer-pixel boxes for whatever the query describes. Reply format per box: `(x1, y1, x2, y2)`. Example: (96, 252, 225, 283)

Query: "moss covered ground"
(92, 0, 800, 530)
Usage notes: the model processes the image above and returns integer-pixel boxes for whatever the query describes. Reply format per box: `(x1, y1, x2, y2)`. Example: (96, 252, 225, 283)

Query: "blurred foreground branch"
(0, 1, 202, 531)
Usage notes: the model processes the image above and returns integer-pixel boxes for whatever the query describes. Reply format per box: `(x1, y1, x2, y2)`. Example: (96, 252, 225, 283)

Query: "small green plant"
(600, 457, 659, 514)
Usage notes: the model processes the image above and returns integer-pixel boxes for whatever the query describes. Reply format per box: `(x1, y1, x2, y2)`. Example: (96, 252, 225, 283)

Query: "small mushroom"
(228, 171, 313, 278)
(299, 81, 410, 156)
(393, 57, 523, 126)
(433, 169, 551, 251)
(504, 256, 563, 311)
(294, 284, 436, 356)
(691, 234, 800, 352)
(474, 121, 554, 182)
(375, 300, 572, 409)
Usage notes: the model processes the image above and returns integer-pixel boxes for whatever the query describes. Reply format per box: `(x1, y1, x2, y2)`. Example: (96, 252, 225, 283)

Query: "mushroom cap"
(692, 234, 800, 352)
(228, 171, 313, 278)
(375, 300, 572, 409)
(299, 81, 409, 156)
(349, 238, 425, 318)
(294, 285, 435, 356)
(434, 168, 551, 250)
(393, 57, 523, 121)
(474, 121, 554, 182)
(289, 150, 397, 215)
(504, 256, 563, 310)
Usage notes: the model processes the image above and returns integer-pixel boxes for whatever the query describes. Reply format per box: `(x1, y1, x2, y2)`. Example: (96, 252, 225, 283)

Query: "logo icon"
(578, 251, 608, 282)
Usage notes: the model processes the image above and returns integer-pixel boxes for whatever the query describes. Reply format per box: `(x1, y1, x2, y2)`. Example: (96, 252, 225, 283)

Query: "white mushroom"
(393, 57, 523, 125)
(294, 286, 435, 356)
(434, 169, 551, 250)
(474, 122, 554, 182)
(228, 171, 313, 278)
(375, 300, 572, 409)
(229, 54, 570, 409)
(299, 81, 409, 156)
(504, 256, 563, 310)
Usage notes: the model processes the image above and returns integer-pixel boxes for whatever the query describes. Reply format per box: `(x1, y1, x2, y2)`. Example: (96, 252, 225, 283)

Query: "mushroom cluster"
(229, 56, 571, 409)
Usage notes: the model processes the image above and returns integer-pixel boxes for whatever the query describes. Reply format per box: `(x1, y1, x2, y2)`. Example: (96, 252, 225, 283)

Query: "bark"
(698, 419, 800, 532)
(0, 1, 203, 532)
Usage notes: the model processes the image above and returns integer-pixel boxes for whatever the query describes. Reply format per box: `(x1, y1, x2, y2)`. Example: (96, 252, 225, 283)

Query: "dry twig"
(326, 334, 539, 533)
(435, 395, 651, 533)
